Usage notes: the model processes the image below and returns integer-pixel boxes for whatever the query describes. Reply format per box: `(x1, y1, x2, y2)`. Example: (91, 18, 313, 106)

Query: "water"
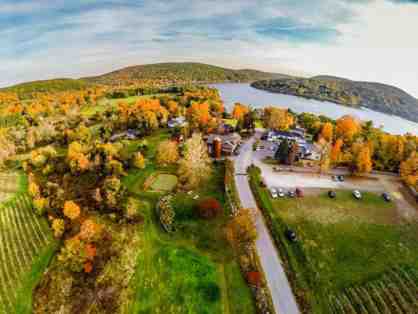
(210, 83, 418, 136)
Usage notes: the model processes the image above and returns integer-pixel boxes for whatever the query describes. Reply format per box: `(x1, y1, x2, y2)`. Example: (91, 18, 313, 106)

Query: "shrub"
(199, 282, 221, 302)
(63, 201, 81, 220)
(246, 271, 262, 287)
(52, 218, 65, 238)
(196, 197, 223, 219)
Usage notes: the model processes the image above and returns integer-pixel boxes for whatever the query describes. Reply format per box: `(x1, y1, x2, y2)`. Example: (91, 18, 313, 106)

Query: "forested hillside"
(252, 77, 418, 123)
(0, 79, 91, 99)
(84, 62, 287, 85)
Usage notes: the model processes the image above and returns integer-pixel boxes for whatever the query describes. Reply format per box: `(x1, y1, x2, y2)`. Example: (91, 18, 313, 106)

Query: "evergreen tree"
(275, 139, 290, 164)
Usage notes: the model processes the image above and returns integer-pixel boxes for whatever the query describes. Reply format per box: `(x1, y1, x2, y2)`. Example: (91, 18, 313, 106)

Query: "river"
(210, 83, 418, 135)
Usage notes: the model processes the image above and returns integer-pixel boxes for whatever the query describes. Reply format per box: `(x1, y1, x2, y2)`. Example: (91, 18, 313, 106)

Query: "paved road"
(233, 136, 300, 314)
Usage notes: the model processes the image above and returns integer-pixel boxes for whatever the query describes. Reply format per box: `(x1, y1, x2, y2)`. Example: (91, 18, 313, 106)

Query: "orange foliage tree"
(232, 103, 250, 121)
(320, 122, 334, 142)
(63, 201, 81, 220)
(336, 115, 360, 142)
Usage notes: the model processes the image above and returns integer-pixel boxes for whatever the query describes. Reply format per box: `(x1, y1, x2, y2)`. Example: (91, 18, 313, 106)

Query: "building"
(300, 143, 321, 161)
(206, 133, 242, 156)
(168, 116, 187, 128)
(267, 129, 305, 142)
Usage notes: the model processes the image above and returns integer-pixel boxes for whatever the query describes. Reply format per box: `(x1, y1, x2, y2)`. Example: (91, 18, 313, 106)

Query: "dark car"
(285, 228, 297, 242)
(337, 175, 345, 182)
(328, 190, 337, 199)
(382, 193, 392, 202)
(295, 188, 303, 198)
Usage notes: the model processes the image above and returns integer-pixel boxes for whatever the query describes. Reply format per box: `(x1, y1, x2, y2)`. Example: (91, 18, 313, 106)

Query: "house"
(300, 143, 321, 161)
(206, 133, 242, 157)
(168, 116, 187, 128)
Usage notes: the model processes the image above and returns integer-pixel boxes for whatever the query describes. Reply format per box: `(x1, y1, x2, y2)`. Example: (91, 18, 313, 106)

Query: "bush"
(246, 271, 262, 287)
(196, 198, 223, 219)
(199, 282, 221, 302)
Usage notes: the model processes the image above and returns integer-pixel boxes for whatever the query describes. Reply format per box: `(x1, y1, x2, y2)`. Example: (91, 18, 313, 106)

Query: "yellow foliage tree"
(320, 122, 334, 142)
(63, 201, 81, 220)
(400, 152, 417, 189)
(156, 140, 179, 165)
(263, 107, 294, 130)
(355, 146, 373, 174)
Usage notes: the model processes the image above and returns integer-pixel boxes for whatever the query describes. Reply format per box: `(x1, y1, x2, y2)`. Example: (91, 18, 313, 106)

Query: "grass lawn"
(123, 138, 255, 313)
(149, 174, 178, 192)
(249, 167, 418, 313)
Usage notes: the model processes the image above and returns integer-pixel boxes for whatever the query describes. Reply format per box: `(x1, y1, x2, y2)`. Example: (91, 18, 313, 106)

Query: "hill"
(84, 62, 288, 85)
(0, 79, 91, 99)
(252, 76, 418, 123)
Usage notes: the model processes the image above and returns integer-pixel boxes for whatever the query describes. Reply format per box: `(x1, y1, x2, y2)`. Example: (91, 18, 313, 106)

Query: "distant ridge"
(252, 75, 418, 123)
(83, 62, 289, 85)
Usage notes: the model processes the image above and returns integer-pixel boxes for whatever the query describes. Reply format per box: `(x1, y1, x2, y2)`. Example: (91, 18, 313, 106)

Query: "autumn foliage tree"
(197, 198, 223, 219)
(354, 146, 373, 174)
(178, 133, 212, 190)
(263, 107, 294, 130)
(336, 115, 360, 142)
(63, 201, 81, 220)
(232, 103, 250, 121)
(226, 208, 257, 247)
(330, 138, 343, 165)
(320, 122, 334, 142)
(156, 140, 179, 165)
(400, 152, 417, 189)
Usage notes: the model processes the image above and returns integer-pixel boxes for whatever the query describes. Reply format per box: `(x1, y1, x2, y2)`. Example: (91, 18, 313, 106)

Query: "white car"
(277, 188, 286, 198)
(269, 187, 278, 198)
(352, 190, 362, 200)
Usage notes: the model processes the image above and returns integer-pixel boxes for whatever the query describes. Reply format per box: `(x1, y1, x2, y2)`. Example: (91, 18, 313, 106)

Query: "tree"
(63, 201, 81, 220)
(232, 103, 250, 121)
(226, 208, 257, 246)
(178, 133, 212, 190)
(197, 198, 223, 219)
(0, 132, 16, 167)
(132, 151, 146, 169)
(330, 138, 343, 165)
(400, 152, 417, 189)
(263, 107, 294, 130)
(275, 139, 290, 164)
(317, 139, 331, 174)
(355, 146, 373, 174)
(156, 140, 179, 165)
(52, 218, 65, 238)
(336, 115, 360, 142)
(287, 141, 299, 165)
(320, 122, 333, 142)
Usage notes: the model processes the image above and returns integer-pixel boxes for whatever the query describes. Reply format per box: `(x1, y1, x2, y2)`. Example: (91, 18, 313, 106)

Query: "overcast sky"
(1, 0, 418, 96)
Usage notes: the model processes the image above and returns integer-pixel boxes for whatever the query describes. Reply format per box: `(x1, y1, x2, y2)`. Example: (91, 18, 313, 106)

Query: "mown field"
(249, 167, 418, 314)
(0, 172, 56, 314)
(122, 130, 255, 314)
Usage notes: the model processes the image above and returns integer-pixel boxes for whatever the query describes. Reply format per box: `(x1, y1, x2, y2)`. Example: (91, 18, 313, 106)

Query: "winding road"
(233, 134, 300, 314)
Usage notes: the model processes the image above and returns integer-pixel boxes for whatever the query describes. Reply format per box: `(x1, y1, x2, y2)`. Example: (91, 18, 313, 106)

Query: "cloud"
(0, 0, 417, 98)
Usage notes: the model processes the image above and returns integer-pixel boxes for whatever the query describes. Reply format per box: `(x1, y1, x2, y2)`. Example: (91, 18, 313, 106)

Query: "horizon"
(2, 0, 418, 97)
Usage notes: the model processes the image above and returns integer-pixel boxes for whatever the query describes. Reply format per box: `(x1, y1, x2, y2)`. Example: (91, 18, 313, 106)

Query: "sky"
(1, 0, 418, 97)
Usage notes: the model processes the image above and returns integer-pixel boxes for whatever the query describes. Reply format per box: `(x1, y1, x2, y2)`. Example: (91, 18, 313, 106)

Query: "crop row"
(0, 194, 52, 313)
(329, 267, 418, 314)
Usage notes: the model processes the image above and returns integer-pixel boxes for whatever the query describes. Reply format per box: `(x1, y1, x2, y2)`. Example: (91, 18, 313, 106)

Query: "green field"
(249, 167, 418, 313)
(149, 174, 178, 192)
(123, 130, 255, 314)
(0, 173, 56, 313)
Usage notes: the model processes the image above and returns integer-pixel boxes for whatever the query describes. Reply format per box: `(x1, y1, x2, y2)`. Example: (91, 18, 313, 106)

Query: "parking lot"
(251, 141, 418, 221)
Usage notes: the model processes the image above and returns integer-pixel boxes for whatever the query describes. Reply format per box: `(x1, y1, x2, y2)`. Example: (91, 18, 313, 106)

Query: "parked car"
(295, 187, 303, 198)
(352, 190, 362, 200)
(338, 175, 345, 182)
(328, 190, 337, 199)
(382, 192, 392, 202)
(273, 166, 283, 172)
(288, 190, 296, 198)
(277, 188, 286, 198)
(332, 175, 339, 182)
(285, 228, 297, 242)
(269, 187, 278, 199)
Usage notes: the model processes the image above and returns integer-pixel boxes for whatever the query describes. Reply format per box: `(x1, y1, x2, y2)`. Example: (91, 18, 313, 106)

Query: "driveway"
(233, 135, 300, 314)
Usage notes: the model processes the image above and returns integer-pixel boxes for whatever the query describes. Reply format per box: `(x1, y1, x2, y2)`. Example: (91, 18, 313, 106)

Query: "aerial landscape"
(0, 1, 417, 314)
